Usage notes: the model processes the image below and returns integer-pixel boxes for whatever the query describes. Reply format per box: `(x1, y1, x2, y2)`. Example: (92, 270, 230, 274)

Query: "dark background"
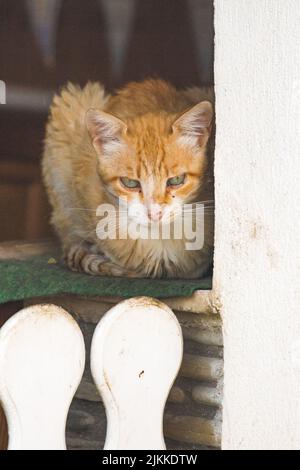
(0, 0, 214, 242)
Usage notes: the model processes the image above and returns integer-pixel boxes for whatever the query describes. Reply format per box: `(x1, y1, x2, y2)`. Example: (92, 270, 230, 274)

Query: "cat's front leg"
(64, 242, 142, 278)
(81, 254, 143, 277)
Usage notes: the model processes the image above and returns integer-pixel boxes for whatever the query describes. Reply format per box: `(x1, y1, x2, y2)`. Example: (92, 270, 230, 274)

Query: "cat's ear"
(172, 101, 213, 148)
(86, 109, 127, 156)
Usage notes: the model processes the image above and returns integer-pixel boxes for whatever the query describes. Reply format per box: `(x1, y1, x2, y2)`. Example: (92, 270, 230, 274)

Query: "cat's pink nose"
(148, 207, 163, 221)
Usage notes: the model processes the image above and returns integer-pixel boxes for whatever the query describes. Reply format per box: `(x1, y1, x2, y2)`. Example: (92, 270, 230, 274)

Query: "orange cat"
(42, 79, 214, 278)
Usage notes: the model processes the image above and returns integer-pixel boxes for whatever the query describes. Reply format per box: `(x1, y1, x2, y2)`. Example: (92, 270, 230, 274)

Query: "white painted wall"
(214, 0, 300, 449)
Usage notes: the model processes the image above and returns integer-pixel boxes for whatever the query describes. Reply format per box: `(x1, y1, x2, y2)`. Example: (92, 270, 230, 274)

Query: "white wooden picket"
(91, 297, 183, 450)
(0, 304, 85, 450)
(0, 297, 183, 450)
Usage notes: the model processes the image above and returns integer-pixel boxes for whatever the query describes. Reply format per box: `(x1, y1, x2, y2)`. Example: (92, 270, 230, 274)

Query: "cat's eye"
(167, 174, 185, 187)
(120, 177, 141, 189)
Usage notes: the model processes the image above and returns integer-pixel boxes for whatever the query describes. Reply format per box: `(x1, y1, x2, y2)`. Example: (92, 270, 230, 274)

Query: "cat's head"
(86, 101, 213, 225)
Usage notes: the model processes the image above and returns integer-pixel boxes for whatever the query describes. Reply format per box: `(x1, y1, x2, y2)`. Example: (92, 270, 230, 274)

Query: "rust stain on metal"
(35, 304, 79, 326)
(103, 371, 113, 393)
(126, 296, 169, 310)
(103, 370, 119, 414)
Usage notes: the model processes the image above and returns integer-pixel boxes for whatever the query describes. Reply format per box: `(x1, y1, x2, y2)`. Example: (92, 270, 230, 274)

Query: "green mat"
(0, 254, 212, 304)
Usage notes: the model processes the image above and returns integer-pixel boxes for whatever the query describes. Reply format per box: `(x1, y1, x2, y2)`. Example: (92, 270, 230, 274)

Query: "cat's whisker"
(194, 199, 215, 204)
(182, 207, 215, 214)
(66, 207, 99, 213)
(184, 210, 213, 213)
(183, 208, 214, 212)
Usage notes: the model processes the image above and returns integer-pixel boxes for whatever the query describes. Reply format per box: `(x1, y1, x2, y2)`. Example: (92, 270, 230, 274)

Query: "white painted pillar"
(0, 305, 85, 450)
(91, 297, 183, 450)
(214, 0, 300, 449)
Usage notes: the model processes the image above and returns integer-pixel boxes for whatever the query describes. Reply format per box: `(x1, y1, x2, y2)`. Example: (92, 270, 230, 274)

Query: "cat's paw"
(82, 255, 141, 277)
(64, 242, 108, 273)
(64, 242, 142, 278)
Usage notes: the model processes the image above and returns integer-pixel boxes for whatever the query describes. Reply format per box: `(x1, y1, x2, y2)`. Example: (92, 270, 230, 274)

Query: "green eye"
(120, 177, 141, 189)
(167, 174, 185, 187)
